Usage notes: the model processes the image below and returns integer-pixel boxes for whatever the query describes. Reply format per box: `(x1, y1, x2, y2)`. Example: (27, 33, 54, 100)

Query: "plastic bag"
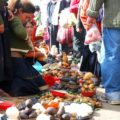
(56, 27, 73, 44)
(89, 41, 101, 53)
(84, 24, 101, 45)
(35, 25, 44, 37)
(59, 8, 77, 28)
(32, 25, 43, 41)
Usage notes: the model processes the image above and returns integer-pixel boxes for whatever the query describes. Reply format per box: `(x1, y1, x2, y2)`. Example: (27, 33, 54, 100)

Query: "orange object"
(43, 101, 59, 109)
(80, 0, 101, 31)
(80, 0, 92, 30)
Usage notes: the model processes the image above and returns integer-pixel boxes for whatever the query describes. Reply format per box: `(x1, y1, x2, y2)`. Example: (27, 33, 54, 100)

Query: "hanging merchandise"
(56, 27, 73, 45)
(84, 24, 102, 45)
(31, 25, 43, 42)
(59, 8, 77, 28)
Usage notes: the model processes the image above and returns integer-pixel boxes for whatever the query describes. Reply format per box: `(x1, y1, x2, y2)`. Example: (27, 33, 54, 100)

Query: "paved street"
(92, 103, 120, 120)
(92, 88, 120, 120)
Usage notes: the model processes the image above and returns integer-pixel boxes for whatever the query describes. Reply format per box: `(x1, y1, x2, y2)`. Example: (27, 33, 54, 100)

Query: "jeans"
(101, 28, 120, 100)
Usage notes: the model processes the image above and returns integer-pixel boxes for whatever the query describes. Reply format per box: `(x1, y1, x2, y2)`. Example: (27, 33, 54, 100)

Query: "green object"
(87, 0, 120, 28)
(9, 16, 32, 55)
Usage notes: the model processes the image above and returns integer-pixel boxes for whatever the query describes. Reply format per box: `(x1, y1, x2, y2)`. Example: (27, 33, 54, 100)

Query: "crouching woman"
(1, 0, 48, 96)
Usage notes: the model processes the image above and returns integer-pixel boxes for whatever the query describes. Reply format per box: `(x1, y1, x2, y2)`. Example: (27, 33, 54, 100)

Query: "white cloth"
(51, 0, 61, 25)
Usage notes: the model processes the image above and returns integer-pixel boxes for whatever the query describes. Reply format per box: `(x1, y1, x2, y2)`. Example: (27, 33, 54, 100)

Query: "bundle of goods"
(80, 72, 96, 97)
(43, 66, 98, 96)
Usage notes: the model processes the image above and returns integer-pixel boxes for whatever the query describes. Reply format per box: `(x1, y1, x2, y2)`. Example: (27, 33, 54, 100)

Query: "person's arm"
(76, 1, 83, 32)
(80, 0, 94, 30)
(0, 15, 4, 33)
(9, 16, 28, 40)
(87, 0, 104, 18)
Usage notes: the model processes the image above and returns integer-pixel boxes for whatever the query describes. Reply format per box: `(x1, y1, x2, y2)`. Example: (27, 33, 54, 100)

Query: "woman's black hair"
(14, 0, 35, 13)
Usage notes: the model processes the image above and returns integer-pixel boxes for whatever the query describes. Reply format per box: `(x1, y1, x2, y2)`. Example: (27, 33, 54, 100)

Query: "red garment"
(31, 25, 43, 42)
(69, 0, 80, 17)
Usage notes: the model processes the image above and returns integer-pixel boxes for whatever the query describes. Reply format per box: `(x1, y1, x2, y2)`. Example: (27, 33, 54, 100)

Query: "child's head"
(24, 20, 34, 36)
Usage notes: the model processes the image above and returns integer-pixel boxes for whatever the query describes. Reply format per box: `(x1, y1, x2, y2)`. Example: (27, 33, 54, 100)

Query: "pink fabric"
(69, 0, 80, 17)
(57, 27, 73, 45)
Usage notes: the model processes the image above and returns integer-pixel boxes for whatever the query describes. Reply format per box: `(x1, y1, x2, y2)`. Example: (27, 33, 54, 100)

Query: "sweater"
(87, 0, 120, 28)
(9, 16, 32, 54)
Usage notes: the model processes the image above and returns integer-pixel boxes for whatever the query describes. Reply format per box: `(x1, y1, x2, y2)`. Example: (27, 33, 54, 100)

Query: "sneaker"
(108, 100, 120, 105)
(96, 92, 120, 105)
(106, 92, 120, 105)
(97, 95, 120, 105)
(97, 93, 108, 103)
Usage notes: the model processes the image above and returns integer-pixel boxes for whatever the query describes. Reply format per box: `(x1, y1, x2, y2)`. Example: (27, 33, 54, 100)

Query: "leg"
(101, 28, 120, 103)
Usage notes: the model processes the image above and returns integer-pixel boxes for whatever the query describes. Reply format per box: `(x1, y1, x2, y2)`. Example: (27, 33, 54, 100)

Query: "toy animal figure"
(62, 52, 68, 63)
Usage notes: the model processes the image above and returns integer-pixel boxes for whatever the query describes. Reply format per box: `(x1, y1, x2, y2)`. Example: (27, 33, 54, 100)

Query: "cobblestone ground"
(92, 88, 120, 120)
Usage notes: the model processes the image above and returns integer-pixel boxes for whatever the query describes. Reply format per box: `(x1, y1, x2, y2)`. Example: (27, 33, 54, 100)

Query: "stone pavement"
(0, 88, 120, 120)
(92, 88, 120, 120)
(92, 103, 120, 120)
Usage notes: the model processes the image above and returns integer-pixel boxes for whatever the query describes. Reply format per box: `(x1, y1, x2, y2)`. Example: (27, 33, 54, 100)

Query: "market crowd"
(0, 0, 120, 105)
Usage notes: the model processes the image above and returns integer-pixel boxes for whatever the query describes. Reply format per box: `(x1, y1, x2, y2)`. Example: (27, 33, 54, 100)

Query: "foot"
(0, 89, 11, 97)
(96, 90, 120, 105)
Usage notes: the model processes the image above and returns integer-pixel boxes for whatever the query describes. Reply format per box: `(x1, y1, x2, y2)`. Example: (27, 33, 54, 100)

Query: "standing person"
(70, 0, 85, 58)
(0, 13, 4, 33)
(79, 0, 102, 82)
(0, 0, 12, 82)
(0, 0, 13, 96)
(0, 0, 48, 97)
(87, 0, 120, 104)
(0, 1, 4, 81)
(47, 0, 70, 51)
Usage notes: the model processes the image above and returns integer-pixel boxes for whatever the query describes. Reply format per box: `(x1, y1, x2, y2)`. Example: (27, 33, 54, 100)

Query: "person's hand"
(76, 28, 82, 33)
(86, 16, 96, 30)
(25, 50, 44, 58)
(0, 24, 4, 33)
(8, 9, 14, 21)
(87, 16, 96, 24)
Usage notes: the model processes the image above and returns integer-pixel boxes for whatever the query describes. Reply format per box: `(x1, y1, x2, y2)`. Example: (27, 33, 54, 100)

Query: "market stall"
(0, 52, 102, 120)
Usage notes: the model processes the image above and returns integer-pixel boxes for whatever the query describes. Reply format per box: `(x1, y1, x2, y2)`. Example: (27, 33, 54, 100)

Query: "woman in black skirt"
(0, 0, 48, 97)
